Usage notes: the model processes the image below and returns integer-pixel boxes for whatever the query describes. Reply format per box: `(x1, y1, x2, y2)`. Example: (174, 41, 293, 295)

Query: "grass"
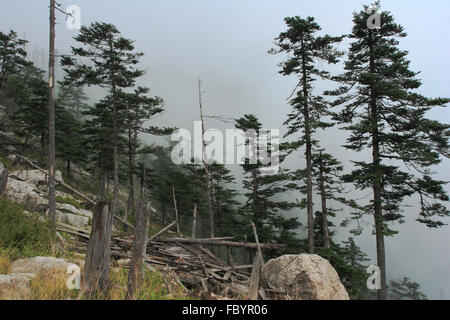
(0, 249, 12, 274)
(108, 267, 191, 300)
(0, 196, 53, 259)
(55, 195, 81, 209)
(24, 267, 191, 300)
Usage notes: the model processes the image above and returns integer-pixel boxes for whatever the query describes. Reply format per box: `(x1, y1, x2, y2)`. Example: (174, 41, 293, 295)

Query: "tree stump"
(0, 162, 8, 196)
(82, 201, 114, 297)
(127, 200, 150, 299)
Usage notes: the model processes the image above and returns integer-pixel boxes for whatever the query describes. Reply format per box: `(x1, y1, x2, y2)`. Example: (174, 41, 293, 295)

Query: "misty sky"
(1, 0, 449, 299)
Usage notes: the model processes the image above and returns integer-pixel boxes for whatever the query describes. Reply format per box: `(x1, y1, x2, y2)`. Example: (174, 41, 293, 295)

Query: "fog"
(1, 0, 449, 298)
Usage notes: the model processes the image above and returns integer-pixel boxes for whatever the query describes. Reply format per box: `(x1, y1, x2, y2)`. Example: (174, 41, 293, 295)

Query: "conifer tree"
(61, 22, 144, 217)
(235, 114, 300, 249)
(118, 87, 171, 219)
(209, 162, 240, 237)
(57, 84, 89, 121)
(388, 277, 427, 300)
(0, 30, 30, 94)
(270, 16, 343, 253)
(10, 66, 48, 164)
(326, 2, 450, 299)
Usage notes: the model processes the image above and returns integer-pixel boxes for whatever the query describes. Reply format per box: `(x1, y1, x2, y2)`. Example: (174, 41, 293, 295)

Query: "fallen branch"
(148, 220, 178, 242)
(156, 238, 285, 250)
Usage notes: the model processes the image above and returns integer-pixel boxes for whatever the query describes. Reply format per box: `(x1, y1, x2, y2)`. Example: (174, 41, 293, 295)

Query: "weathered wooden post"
(0, 162, 8, 196)
(82, 201, 114, 297)
(192, 203, 198, 239)
(127, 200, 150, 299)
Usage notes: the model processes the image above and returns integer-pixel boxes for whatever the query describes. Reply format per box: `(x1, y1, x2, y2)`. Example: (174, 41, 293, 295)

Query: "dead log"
(148, 220, 178, 242)
(82, 202, 114, 297)
(251, 222, 265, 268)
(127, 200, 150, 299)
(156, 238, 285, 250)
(248, 253, 262, 300)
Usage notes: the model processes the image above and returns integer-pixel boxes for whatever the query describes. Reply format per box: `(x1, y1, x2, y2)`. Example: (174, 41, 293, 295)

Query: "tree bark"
(82, 202, 114, 297)
(318, 153, 330, 249)
(127, 200, 149, 299)
(98, 171, 107, 201)
(66, 160, 71, 183)
(172, 186, 180, 236)
(301, 41, 314, 254)
(192, 203, 197, 239)
(369, 30, 387, 300)
(47, 0, 56, 234)
(198, 78, 215, 238)
(0, 165, 8, 196)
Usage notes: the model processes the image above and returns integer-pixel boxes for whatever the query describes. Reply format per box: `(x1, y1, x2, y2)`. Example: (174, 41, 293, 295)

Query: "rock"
(262, 254, 350, 300)
(9, 169, 64, 187)
(7, 154, 16, 163)
(5, 179, 48, 211)
(55, 210, 90, 230)
(0, 273, 35, 300)
(56, 202, 92, 219)
(9, 257, 71, 276)
(116, 259, 131, 267)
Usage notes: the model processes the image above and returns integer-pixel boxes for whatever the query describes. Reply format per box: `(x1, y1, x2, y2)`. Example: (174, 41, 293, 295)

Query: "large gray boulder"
(5, 178, 48, 211)
(0, 273, 35, 300)
(262, 254, 350, 300)
(9, 257, 71, 275)
(55, 209, 90, 230)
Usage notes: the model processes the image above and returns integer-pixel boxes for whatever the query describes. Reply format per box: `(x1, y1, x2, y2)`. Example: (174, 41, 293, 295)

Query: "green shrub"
(0, 196, 53, 257)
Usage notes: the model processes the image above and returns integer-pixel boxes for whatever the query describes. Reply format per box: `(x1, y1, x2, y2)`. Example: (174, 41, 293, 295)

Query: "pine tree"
(61, 22, 144, 217)
(82, 97, 115, 200)
(312, 151, 345, 249)
(325, 2, 450, 299)
(209, 162, 240, 237)
(118, 87, 171, 220)
(55, 103, 86, 182)
(10, 66, 48, 164)
(0, 30, 30, 95)
(235, 114, 300, 251)
(388, 277, 427, 300)
(56, 84, 89, 121)
(270, 16, 343, 253)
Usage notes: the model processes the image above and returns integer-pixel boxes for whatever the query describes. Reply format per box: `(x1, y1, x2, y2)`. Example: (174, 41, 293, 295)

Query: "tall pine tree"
(270, 16, 343, 253)
(326, 2, 450, 299)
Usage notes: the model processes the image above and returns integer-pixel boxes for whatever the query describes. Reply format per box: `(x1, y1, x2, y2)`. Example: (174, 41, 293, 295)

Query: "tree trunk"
(301, 44, 314, 254)
(127, 200, 149, 299)
(0, 164, 8, 196)
(198, 78, 215, 238)
(319, 154, 330, 249)
(162, 201, 168, 226)
(66, 160, 71, 183)
(82, 202, 114, 297)
(127, 126, 135, 219)
(172, 186, 180, 236)
(369, 30, 387, 300)
(192, 203, 197, 239)
(40, 133, 45, 166)
(47, 0, 56, 234)
(98, 171, 107, 201)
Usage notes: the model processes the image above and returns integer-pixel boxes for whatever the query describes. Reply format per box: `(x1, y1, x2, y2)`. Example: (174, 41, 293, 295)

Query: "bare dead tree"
(198, 77, 215, 238)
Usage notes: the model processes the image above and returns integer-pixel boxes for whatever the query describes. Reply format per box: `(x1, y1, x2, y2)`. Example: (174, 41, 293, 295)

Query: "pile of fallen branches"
(57, 222, 283, 299)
